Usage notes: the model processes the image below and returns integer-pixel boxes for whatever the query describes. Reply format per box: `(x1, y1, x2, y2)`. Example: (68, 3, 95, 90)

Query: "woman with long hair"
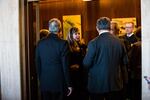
(67, 27, 88, 100)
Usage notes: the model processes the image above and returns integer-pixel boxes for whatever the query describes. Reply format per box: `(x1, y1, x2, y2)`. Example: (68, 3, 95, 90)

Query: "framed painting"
(63, 15, 82, 40)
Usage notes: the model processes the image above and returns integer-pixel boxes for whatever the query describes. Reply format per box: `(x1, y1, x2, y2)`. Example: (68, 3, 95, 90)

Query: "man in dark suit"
(35, 18, 72, 100)
(119, 22, 138, 100)
(120, 22, 138, 52)
(83, 17, 128, 100)
(128, 27, 141, 100)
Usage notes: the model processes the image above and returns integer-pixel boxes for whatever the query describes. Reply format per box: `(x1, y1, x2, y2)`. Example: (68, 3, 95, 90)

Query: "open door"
(26, 0, 40, 100)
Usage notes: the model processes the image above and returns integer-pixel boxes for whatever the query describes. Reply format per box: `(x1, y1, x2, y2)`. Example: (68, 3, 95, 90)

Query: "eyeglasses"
(125, 27, 133, 28)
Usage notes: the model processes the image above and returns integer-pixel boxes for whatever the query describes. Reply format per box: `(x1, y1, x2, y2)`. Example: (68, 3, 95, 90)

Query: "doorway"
(26, 0, 141, 100)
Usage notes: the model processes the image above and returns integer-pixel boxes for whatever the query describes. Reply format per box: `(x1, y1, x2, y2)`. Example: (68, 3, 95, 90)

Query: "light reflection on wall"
(99, 0, 111, 7)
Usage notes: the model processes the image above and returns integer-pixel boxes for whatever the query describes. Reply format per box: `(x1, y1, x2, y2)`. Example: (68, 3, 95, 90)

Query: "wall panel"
(38, 0, 141, 42)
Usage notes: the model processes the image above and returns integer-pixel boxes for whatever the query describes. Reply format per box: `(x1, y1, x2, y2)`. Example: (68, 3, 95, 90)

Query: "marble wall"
(0, 0, 21, 100)
(142, 0, 150, 100)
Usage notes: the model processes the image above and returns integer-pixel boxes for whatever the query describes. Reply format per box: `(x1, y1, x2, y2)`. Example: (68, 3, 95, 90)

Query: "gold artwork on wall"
(112, 17, 137, 36)
(63, 15, 82, 40)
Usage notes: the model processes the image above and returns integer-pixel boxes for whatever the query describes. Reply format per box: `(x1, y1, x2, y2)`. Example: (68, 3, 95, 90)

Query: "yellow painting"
(112, 17, 136, 36)
(63, 15, 82, 40)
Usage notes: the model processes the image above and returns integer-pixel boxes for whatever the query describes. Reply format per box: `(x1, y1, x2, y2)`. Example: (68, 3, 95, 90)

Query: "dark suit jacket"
(129, 41, 141, 79)
(83, 32, 128, 93)
(124, 34, 137, 44)
(35, 33, 71, 92)
(120, 34, 138, 52)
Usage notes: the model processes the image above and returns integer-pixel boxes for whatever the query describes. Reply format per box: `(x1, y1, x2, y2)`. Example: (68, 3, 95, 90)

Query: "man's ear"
(96, 26, 99, 32)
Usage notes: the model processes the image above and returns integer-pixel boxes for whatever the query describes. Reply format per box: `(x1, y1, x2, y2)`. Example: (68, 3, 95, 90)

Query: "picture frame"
(63, 15, 82, 40)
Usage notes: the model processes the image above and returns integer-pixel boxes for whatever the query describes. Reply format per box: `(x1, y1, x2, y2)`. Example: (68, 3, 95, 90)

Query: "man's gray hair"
(96, 17, 111, 30)
(49, 18, 61, 34)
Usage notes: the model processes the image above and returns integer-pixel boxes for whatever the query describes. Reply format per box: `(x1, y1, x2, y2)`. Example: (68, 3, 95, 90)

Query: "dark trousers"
(131, 79, 141, 100)
(89, 90, 123, 100)
(66, 88, 89, 100)
(41, 91, 64, 100)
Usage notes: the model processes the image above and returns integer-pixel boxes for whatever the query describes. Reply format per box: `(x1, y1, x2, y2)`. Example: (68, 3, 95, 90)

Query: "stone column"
(0, 0, 21, 100)
(142, 0, 150, 100)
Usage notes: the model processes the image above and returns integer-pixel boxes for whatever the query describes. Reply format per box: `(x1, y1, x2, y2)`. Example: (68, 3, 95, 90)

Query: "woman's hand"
(70, 64, 79, 70)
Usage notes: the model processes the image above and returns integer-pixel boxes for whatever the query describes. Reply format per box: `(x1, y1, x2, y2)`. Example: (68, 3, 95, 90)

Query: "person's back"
(83, 17, 128, 100)
(36, 34, 69, 91)
(36, 18, 72, 100)
(84, 28, 127, 93)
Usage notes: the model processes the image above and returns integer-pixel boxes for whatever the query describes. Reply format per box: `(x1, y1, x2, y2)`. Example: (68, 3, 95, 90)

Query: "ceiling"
(39, 0, 99, 3)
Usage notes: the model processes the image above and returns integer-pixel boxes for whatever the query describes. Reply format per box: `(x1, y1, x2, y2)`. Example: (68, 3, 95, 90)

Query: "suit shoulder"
(37, 38, 47, 45)
(59, 38, 67, 42)
(57, 38, 68, 44)
(89, 36, 99, 43)
(87, 36, 99, 47)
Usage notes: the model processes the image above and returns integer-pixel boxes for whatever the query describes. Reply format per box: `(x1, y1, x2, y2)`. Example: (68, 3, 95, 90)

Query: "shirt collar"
(99, 30, 110, 35)
(126, 33, 134, 37)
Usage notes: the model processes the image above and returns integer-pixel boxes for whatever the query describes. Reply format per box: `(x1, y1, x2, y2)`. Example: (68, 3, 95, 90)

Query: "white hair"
(48, 18, 61, 34)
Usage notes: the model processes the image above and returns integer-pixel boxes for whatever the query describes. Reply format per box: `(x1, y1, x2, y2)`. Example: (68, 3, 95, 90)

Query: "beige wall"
(0, 0, 21, 100)
(142, 0, 150, 100)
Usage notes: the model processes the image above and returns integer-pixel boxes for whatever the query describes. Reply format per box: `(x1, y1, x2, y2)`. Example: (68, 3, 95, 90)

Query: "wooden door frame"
(19, 0, 40, 100)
